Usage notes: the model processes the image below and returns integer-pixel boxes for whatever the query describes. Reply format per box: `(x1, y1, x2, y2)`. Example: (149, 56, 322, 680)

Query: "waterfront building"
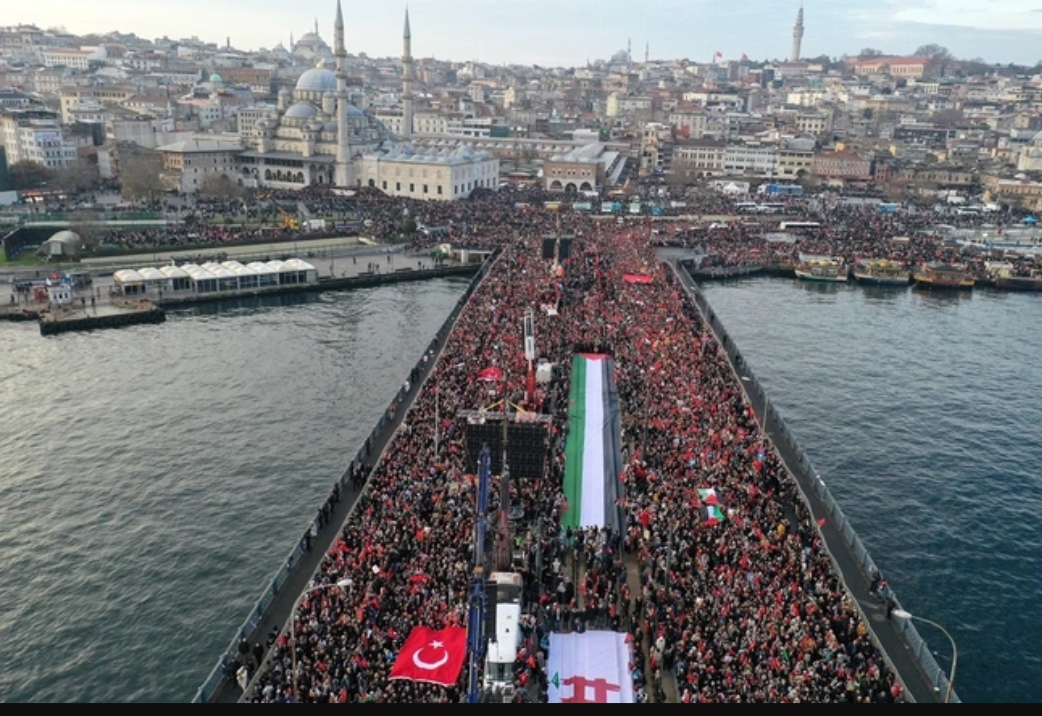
(166, 3, 498, 199)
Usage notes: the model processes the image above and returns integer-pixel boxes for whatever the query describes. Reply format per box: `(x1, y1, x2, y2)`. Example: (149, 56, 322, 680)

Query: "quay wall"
(192, 251, 499, 703)
(157, 265, 478, 309)
(673, 259, 959, 703)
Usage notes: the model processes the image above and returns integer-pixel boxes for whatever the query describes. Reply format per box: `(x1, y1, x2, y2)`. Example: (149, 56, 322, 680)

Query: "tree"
(859, 48, 884, 58)
(54, 159, 99, 195)
(914, 44, 953, 62)
(119, 152, 165, 202)
(9, 160, 54, 191)
(198, 173, 243, 200)
(68, 210, 102, 250)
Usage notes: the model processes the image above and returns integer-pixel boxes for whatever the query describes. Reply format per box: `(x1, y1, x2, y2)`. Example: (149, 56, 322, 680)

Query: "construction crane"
(276, 204, 300, 231)
(255, 193, 299, 230)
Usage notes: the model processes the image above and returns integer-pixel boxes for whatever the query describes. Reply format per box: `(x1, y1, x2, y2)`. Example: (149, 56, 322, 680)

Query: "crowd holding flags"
(389, 625, 468, 686)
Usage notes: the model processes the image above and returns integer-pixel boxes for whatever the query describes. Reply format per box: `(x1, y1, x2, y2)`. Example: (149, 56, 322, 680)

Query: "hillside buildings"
(4, 5, 1042, 209)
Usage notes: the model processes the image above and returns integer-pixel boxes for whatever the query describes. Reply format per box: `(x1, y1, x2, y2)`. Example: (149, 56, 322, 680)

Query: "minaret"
(402, 7, 414, 140)
(645, 41, 649, 64)
(791, 3, 804, 62)
(333, 1, 352, 186)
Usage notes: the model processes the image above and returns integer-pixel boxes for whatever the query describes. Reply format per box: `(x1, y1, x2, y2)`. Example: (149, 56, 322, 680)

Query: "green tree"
(9, 160, 54, 191)
(119, 152, 165, 202)
(859, 48, 884, 58)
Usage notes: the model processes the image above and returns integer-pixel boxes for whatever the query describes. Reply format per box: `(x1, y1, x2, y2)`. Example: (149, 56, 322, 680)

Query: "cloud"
(885, 0, 1042, 31)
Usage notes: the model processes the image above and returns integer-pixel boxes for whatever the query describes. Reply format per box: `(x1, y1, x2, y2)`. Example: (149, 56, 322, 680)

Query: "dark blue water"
(698, 277, 1042, 704)
(0, 278, 470, 703)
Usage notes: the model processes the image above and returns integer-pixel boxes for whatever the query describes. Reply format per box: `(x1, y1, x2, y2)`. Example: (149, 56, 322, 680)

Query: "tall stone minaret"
(333, 0, 352, 186)
(791, 3, 804, 62)
(402, 7, 414, 140)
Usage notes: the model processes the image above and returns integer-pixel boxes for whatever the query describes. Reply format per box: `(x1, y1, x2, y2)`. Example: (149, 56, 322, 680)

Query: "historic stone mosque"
(235, 2, 498, 200)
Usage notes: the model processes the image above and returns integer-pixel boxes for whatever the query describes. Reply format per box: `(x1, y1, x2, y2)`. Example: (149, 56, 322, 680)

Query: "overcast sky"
(14, 0, 1042, 67)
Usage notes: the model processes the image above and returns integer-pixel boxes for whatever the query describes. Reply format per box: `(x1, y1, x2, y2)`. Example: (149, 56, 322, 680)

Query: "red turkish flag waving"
(389, 625, 468, 686)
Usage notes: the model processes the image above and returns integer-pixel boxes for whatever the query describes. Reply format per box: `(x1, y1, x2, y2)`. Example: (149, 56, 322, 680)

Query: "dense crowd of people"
(237, 196, 906, 703)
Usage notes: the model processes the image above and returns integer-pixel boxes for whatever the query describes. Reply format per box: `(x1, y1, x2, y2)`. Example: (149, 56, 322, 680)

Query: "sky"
(13, 0, 1042, 68)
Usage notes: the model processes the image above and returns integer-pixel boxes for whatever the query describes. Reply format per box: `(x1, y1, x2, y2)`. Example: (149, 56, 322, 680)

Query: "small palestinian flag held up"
(705, 504, 727, 525)
(697, 488, 721, 505)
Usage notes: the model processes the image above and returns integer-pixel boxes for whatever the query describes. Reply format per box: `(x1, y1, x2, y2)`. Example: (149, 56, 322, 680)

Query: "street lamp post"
(891, 609, 958, 703)
(290, 578, 351, 702)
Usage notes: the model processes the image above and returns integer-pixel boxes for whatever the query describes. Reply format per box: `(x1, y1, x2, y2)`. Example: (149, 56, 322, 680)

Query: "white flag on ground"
(547, 631, 635, 703)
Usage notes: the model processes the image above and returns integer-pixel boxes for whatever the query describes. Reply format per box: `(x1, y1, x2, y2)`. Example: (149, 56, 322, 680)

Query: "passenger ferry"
(987, 261, 1042, 291)
(852, 258, 910, 286)
(911, 262, 975, 290)
(794, 254, 848, 282)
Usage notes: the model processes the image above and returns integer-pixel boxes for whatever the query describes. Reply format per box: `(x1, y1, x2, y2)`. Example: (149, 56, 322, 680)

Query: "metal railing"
(673, 259, 958, 703)
(191, 250, 499, 703)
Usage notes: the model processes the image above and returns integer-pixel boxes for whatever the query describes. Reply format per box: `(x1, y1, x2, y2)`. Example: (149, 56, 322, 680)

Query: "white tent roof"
(283, 258, 316, 272)
(221, 260, 258, 277)
(137, 267, 167, 281)
(158, 265, 190, 279)
(113, 269, 144, 284)
(201, 262, 237, 279)
(246, 261, 278, 275)
(180, 264, 217, 281)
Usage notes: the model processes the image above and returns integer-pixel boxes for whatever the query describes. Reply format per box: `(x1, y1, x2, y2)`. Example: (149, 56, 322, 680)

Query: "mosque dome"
(285, 102, 319, 119)
(209, 73, 223, 84)
(345, 105, 365, 119)
(295, 67, 337, 92)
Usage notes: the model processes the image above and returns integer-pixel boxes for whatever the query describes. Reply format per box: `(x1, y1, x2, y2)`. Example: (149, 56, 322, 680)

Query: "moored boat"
(987, 261, 1042, 291)
(794, 254, 848, 282)
(853, 258, 910, 286)
(912, 262, 975, 290)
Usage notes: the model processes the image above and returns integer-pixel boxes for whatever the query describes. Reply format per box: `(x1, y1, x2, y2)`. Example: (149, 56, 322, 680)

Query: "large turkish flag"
(389, 625, 468, 686)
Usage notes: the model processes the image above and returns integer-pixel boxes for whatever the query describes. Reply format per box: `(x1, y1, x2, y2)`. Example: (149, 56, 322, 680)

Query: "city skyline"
(11, 0, 1042, 68)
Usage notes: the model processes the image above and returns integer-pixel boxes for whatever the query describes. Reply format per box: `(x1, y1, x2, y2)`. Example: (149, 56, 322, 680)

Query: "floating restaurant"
(112, 259, 319, 298)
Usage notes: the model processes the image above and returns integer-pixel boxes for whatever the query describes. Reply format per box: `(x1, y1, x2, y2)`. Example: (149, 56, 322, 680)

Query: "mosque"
(232, 2, 498, 200)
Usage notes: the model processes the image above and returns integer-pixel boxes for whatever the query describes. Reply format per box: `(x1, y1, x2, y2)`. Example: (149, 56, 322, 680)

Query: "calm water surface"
(0, 279, 469, 703)
(699, 277, 1042, 704)
(1, 273, 1037, 702)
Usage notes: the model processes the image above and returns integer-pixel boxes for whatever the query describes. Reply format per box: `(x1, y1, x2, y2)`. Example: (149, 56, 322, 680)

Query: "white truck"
(482, 572, 524, 702)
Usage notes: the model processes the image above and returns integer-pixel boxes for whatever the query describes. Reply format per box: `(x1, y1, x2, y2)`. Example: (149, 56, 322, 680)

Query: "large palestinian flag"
(547, 631, 636, 703)
(562, 354, 624, 533)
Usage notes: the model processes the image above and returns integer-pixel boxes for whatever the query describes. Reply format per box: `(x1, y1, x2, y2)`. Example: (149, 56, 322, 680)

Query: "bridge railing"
(674, 259, 958, 703)
(192, 249, 499, 703)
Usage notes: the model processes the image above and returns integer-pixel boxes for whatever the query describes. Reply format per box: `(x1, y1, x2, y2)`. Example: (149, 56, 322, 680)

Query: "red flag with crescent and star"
(389, 625, 468, 686)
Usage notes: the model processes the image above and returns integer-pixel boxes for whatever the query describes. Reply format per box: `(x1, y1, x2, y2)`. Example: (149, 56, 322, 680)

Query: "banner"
(547, 631, 635, 703)
(478, 366, 503, 382)
(562, 354, 624, 532)
(389, 625, 468, 686)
